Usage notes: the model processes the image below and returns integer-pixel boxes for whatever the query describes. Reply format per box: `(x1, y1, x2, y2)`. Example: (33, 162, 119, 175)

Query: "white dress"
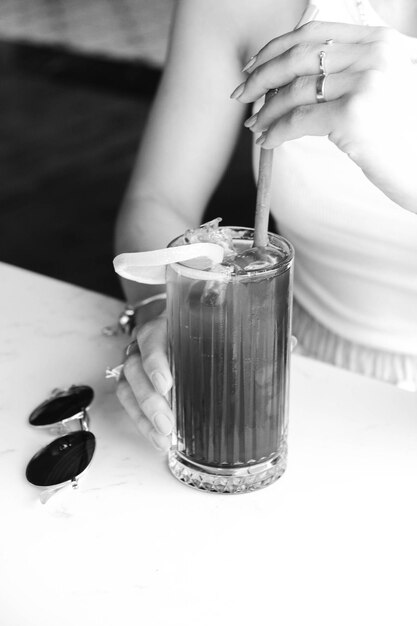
(254, 0, 417, 390)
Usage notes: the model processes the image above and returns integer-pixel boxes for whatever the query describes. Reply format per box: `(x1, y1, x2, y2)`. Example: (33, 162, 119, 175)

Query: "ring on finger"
(265, 87, 279, 103)
(318, 50, 327, 75)
(105, 364, 124, 381)
(125, 339, 139, 358)
(318, 39, 334, 76)
(316, 73, 328, 103)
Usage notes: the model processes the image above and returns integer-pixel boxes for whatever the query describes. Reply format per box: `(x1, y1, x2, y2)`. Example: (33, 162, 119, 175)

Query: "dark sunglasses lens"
(26, 431, 96, 487)
(29, 385, 94, 426)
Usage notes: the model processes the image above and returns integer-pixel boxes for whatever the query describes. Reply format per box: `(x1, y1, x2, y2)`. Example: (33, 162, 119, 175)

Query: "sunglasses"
(26, 385, 96, 503)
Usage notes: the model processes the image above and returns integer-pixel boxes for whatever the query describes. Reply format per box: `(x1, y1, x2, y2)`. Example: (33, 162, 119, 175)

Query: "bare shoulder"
(174, 0, 308, 61)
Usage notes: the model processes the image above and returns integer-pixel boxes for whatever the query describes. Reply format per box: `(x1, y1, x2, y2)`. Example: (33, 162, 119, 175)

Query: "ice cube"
(184, 218, 236, 260)
(201, 279, 229, 306)
(232, 246, 278, 272)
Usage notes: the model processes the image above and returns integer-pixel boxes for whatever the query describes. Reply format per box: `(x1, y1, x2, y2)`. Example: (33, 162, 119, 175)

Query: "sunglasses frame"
(26, 385, 96, 503)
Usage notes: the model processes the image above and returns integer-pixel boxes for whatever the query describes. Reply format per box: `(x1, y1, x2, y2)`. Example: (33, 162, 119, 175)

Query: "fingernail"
(230, 82, 245, 100)
(256, 132, 267, 146)
(241, 55, 257, 73)
(153, 413, 172, 436)
(244, 113, 258, 128)
(150, 431, 167, 452)
(151, 371, 169, 395)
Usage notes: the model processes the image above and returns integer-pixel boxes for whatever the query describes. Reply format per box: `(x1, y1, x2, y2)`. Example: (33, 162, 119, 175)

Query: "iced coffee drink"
(166, 222, 294, 493)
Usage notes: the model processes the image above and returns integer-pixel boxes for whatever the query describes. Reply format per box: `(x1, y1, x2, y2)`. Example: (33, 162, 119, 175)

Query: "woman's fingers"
(256, 99, 342, 149)
(136, 315, 173, 396)
(246, 72, 360, 133)
(123, 350, 174, 437)
(244, 21, 386, 74)
(116, 376, 171, 452)
(233, 42, 376, 104)
(114, 315, 174, 452)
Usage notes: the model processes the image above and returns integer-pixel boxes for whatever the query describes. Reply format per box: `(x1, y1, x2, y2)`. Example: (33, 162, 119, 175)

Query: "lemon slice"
(113, 242, 224, 284)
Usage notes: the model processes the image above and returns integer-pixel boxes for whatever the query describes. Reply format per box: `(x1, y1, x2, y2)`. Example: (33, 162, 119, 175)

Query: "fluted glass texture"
(166, 229, 293, 491)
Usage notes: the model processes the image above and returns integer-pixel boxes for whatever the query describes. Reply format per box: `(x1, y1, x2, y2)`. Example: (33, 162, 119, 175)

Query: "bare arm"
(115, 0, 250, 304)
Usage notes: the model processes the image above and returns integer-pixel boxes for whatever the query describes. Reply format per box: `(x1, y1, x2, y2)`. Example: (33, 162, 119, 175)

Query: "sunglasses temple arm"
(39, 476, 79, 505)
(80, 409, 91, 432)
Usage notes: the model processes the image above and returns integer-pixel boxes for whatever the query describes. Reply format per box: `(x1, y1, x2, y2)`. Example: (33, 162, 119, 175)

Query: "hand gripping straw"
(113, 242, 225, 284)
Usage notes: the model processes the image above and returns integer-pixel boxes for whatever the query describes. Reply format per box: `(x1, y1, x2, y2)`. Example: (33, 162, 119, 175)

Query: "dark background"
(0, 42, 262, 300)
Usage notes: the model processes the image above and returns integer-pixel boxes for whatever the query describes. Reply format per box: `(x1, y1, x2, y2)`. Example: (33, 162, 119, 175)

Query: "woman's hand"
(231, 21, 417, 211)
(116, 315, 174, 452)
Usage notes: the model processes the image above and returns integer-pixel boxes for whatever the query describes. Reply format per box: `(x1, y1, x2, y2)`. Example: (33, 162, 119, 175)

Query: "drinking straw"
(253, 91, 275, 249)
(253, 4, 319, 249)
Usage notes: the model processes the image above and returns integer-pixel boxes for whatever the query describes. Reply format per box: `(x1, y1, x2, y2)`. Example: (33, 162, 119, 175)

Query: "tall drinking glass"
(166, 227, 294, 493)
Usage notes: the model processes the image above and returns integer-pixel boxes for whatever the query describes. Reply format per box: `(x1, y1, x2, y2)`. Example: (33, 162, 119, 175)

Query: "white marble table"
(1, 262, 416, 626)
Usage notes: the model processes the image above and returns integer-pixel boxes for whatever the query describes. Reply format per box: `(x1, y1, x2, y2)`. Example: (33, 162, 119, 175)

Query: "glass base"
(168, 447, 287, 494)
